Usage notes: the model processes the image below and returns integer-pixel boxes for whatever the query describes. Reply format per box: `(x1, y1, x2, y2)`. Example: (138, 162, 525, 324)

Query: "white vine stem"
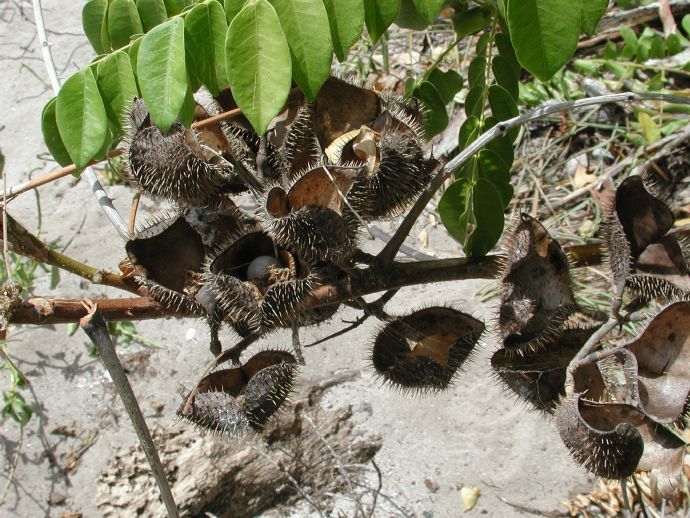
(32, 0, 129, 239)
(376, 91, 690, 267)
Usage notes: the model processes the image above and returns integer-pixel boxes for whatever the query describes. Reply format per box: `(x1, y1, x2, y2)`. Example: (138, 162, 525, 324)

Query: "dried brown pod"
(346, 131, 433, 221)
(311, 76, 381, 147)
(372, 307, 484, 393)
(178, 350, 297, 434)
(497, 213, 577, 353)
(122, 98, 231, 205)
(491, 326, 596, 413)
(624, 301, 690, 423)
(555, 394, 645, 479)
(261, 166, 359, 263)
(204, 229, 316, 333)
(126, 216, 206, 315)
(222, 123, 287, 181)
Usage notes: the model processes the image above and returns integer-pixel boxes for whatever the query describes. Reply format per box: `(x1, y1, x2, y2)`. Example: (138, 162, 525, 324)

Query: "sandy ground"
(0, 2, 593, 516)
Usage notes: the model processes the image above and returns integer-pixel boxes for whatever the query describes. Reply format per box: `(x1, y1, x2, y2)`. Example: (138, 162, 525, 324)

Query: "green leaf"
(492, 55, 519, 101)
(488, 86, 518, 142)
(667, 33, 683, 55)
(620, 27, 638, 60)
(506, 0, 581, 81)
(83, 0, 110, 54)
(439, 178, 473, 243)
(486, 134, 514, 171)
(50, 265, 60, 290)
(412, 0, 444, 25)
(427, 68, 463, 105)
(164, 0, 192, 15)
(572, 58, 599, 74)
(395, 0, 428, 30)
(226, 0, 292, 134)
(579, 0, 607, 36)
(467, 56, 486, 88)
(495, 33, 521, 77)
(465, 178, 505, 256)
(324, 0, 365, 61)
(683, 14, 690, 38)
(185, 0, 229, 95)
(56, 68, 108, 169)
(414, 81, 448, 138)
(225, 0, 246, 22)
(137, 18, 188, 132)
(41, 98, 73, 167)
(268, 0, 333, 101)
(459, 116, 480, 148)
(364, 0, 400, 43)
(136, 0, 168, 32)
(464, 85, 483, 118)
(128, 36, 143, 90)
(177, 83, 197, 127)
(638, 112, 660, 146)
(452, 6, 491, 39)
(97, 50, 139, 131)
(476, 149, 513, 205)
(108, 0, 144, 50)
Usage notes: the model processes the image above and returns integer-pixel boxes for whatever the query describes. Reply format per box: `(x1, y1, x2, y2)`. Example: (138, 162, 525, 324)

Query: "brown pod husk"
(126, 216, 206, 315)
(555, 394, 644, 479)
(497, 213, 577, 353)
(222, 123, 287, 181)
(205, 229, 316, 333)
(122, 98, 230, 205)
(182, 203, 246, 251)
(624, 300, 690, 423)
(311, 76, 382, 148)
(178, 350, 297, 434)
(261, 167, 359, 263)
(347, 131, 432, 221)
(283, 104, 322, 179)
(372, 307, 484, 393)
(491, 326, 596, 413)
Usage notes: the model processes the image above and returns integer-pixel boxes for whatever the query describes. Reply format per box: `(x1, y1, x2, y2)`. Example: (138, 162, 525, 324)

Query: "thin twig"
(368, 459, 383, 518)
(2, 152, 11, 280)
(0, 425, 23, 505)
(79, 301, 179, 518)
(128, 192, 141, 238)
(375, 92, 690, 270)
(303, 414, 366, 518)
(32, 0, 128, 238)
(621, 478, 633, 518)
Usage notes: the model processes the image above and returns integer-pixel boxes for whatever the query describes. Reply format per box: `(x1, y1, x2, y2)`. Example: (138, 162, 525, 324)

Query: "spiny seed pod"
(203, 229, 316, 333)
(555, 394, 644, 479)
(372, 307, 484, 393)
(222, 123, 287, 181)
(126, 215, 206, 315)
(347, 131, 433, 221)
(122, 98, 231, 205)
(261, 166, 359, 263)
(497, 213, 577, 354)
(283, 104, 322, 179)
(491, 326, 596, 413)
(377, 94, 426, 142)
(178, 350, 297, 434)
(182, 203, 246, 251)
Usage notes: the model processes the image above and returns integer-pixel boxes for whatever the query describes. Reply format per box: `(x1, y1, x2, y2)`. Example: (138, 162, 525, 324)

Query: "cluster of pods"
(118, 76, 483, 434)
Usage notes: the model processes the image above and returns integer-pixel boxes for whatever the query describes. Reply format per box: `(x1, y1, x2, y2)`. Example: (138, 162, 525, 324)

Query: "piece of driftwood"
(95, 372, 382, 517)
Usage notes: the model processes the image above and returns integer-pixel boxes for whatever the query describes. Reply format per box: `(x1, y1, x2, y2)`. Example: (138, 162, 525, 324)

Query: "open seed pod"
(261, 166, 359, 263)
(345, 130, 433, 221)
(311, 76, 382, 148)
(126, 215, 206, 315)
(602, 175, 689, 299)
(203, 229, 316, 333)
(178, 350, 297, 433)
(491, 326, 596, 413)
(624, 301, 690, 423)
(497, 213, 578, 353)
(182, 202, 246, 251)
(122, 98, 232, 205)
(372, 307, 484, 393)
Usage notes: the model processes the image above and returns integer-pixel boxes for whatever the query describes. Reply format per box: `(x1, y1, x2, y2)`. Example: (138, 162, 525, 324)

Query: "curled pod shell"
(126, 215, 206, 315)
(372, 307, 484, 393)
(497, 213, 577, 354)
(178, 350, 297, 434)
(122, 98, 231, 205)
(555, 394, 644, 479)
(346, 131, 432, 221)
(261, 167, 359, 263)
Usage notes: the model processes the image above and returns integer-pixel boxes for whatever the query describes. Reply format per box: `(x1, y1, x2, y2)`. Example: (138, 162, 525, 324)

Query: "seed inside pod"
(372, 307, 484, 393)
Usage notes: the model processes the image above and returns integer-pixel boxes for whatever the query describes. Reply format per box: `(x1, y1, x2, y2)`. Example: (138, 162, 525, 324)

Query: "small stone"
(424, 478, 440, 493)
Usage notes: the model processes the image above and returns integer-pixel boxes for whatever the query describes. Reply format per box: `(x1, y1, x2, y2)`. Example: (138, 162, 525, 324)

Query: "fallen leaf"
(573, 164, 597, 188)
(460, 486, 480, 511)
